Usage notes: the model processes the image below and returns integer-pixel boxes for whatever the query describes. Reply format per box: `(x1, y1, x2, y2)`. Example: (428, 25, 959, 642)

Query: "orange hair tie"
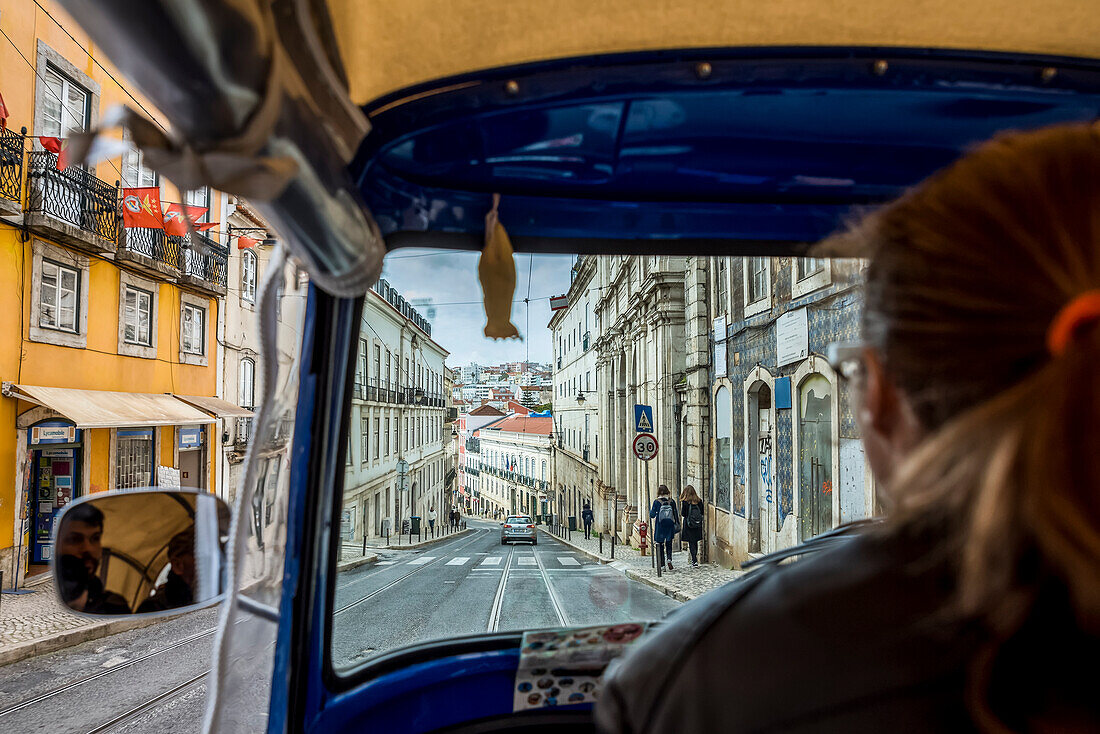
(1047, 290, 1100, 357)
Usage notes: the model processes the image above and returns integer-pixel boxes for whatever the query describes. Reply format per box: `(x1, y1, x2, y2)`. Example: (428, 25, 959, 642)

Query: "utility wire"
(31, 0, 170, 135)
(0, 24, 127, 184)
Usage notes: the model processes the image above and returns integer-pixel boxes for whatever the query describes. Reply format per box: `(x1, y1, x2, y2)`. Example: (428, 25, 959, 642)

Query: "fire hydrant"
(638, 520, 648, 556)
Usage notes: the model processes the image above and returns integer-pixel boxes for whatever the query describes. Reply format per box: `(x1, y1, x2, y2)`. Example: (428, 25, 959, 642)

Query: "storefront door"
(178, 425, 205, 490)
(28, 422, 83, 564)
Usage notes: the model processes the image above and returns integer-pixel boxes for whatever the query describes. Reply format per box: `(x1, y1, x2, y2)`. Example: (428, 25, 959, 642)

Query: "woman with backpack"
(648, 485, 680, 571)
(680, 485, 704, 568)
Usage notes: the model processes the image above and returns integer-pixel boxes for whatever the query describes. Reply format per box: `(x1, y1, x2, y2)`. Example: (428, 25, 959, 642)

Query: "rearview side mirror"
(53, 489, 230, 617)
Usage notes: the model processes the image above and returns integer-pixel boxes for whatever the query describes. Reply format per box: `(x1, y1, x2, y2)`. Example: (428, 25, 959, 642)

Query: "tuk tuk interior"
(41, 2, 1100, 732)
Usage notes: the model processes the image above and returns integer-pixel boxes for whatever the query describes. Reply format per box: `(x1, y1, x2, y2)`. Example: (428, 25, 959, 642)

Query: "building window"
(797, 258, 824, 280)
(747, 257, 768, 303)
(791, 257, 832, 299)
(116, 429, 154, 489)
(393, 420, 399, 455)
(185, 187, 211, 222)
(374, 417, 381, 460)
(385, 418, 391, 456)
(122, 138, 158, 188)
(798, 374, 834, 542)
(239, 358, 255, 409)
(374, 344, 382, 387)
(356, 338, 368, 399)
(122, 286, 153, 346)
(241, 251, 257, 303)
(715, 257, 728, 313)
(181, 304, 205, 355)
(41, 64, 89, 139)
(714, 386, 732, 510)
(40, 259, 79, 332)
(361, 414, 370, 464)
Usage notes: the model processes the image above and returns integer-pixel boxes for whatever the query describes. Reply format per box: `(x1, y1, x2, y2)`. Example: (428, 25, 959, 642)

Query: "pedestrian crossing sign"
(634, 404, 653, 433)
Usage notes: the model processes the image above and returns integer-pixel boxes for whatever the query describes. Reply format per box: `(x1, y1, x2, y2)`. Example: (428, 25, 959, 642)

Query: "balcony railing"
(1, 127, 24, 204)
(236, 415, 254, 445)
(121, 226, 182, 270)
(26, 151, 121, 243)
(180, 232, 228, 288)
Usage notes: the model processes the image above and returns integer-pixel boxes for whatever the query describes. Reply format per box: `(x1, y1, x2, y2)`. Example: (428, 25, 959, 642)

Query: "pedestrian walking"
(581, 501, 594, 540)
(649, 485, 680, 571)
(680, 485, 704, 568)
(428, 506, 437, 533)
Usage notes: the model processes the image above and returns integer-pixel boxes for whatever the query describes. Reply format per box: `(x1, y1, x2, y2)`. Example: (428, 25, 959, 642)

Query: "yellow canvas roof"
(325, 0, 1100, 104)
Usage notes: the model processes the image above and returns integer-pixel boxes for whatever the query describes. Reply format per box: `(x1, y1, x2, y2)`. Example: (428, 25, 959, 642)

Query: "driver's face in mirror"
(56, 503, 131, 614)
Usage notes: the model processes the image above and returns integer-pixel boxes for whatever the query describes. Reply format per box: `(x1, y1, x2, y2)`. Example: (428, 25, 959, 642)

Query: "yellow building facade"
(0, 1, 235, 585)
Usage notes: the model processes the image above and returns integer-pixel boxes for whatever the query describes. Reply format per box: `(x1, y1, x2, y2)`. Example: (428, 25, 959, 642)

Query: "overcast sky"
(380, 249, 575, 370)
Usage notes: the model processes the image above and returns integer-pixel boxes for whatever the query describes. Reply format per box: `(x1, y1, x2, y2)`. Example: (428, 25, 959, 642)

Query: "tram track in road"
(334, 528, 490, 616)
(485, 546, 515, 632)
(83, 669, 208, 734)
(0, 626, 217, 719)
(532, 546, 569, 628)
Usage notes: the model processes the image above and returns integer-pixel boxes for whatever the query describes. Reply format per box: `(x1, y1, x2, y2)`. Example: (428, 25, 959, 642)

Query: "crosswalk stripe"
(556, 557, 581, 566)
(517, 557, 537, 566)
(445, 557, 470, 566)
(377, 561, 397, 565)
(480, 557, 502, 566)
(408, 556, 436, 565)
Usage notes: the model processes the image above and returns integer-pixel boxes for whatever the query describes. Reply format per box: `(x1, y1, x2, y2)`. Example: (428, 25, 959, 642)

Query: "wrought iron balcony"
(0, 127, 24, 213)
(236, 416, 254, 446)
(178, 231, 228, 296)
(118, 227, 182, 277)
(25, 151, 120, 253)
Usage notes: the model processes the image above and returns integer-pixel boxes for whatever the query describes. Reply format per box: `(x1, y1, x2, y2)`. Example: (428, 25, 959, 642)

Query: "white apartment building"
(341, 279, 449, 541)
(457, 404, 508, 514)
(217, 200, 306, 502)
(477, 415, 553, 518)
(549, 256, 602, 527)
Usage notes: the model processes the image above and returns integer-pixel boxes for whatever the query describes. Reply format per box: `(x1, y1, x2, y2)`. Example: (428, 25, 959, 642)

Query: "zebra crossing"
(391, 553, 594, 569)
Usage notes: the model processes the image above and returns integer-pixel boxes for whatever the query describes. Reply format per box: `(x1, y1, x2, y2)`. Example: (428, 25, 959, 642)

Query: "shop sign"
(31, 423, 77, 444)
(178, 426, 203, 449)
(41, 448, 74, 458)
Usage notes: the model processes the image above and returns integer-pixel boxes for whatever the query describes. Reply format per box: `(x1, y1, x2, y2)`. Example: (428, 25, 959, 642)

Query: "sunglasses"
(825, 341, 866, 381)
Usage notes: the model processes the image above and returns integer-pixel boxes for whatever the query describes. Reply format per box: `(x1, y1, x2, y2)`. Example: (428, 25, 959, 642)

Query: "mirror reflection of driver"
(57, 503, 132, 614)
(137, 528, 196, 613)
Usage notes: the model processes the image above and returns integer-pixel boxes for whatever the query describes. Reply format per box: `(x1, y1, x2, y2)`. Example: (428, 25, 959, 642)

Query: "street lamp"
(575, 390, 598, 404)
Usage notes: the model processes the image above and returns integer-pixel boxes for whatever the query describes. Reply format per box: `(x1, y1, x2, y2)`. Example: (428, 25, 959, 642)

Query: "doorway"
(747, 383, 773, 554)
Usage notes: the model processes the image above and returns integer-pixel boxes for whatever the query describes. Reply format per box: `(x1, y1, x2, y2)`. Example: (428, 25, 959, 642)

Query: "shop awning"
(172, 394, 255, 418)
(7, 385, 216, 429)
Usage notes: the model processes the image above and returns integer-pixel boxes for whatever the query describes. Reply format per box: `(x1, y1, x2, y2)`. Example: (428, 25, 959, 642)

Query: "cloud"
(380, 249, 575, 368)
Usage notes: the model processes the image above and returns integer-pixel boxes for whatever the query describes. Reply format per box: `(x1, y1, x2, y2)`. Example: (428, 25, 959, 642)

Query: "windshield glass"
(331, 251, 869, 673)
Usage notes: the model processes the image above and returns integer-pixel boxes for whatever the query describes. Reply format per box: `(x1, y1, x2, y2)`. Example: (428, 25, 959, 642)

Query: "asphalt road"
(0, 520, 679, 731)
(331, 520, 680, 670)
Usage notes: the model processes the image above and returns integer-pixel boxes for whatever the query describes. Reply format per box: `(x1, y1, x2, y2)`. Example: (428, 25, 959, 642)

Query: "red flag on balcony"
(162, 203, 209, 236)
(237, 236, 258, 250)
(121, 187, 166, 229)
(0, 92, 8, 130)
(39, 136, 71, 171)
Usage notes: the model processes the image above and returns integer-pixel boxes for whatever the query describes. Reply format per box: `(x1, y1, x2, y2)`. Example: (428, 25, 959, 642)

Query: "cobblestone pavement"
(0, 578, 90, 648)
(0, 575, 163, 665)
(538, 527, 744, 602)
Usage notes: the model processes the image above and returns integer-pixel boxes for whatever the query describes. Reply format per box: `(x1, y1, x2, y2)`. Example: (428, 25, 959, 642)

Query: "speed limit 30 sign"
(632, 433, 658, 461)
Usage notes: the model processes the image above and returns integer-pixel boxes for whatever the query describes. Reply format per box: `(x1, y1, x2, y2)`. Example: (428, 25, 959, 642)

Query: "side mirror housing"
(53, 489, 230, 617)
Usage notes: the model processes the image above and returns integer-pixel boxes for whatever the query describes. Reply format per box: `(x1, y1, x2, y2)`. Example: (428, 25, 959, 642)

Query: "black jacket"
(596, 531, 987, 733)
(680, 500, 703, 543)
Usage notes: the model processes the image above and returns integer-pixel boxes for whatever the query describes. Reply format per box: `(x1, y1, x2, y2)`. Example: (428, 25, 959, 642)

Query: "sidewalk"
(0, 576, 166, 667)
(339, 526, 473, 561)
(539, 526, 743, 602)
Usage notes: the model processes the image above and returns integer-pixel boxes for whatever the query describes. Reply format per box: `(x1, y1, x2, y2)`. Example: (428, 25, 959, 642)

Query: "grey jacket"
(595, 531, 984, 733)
